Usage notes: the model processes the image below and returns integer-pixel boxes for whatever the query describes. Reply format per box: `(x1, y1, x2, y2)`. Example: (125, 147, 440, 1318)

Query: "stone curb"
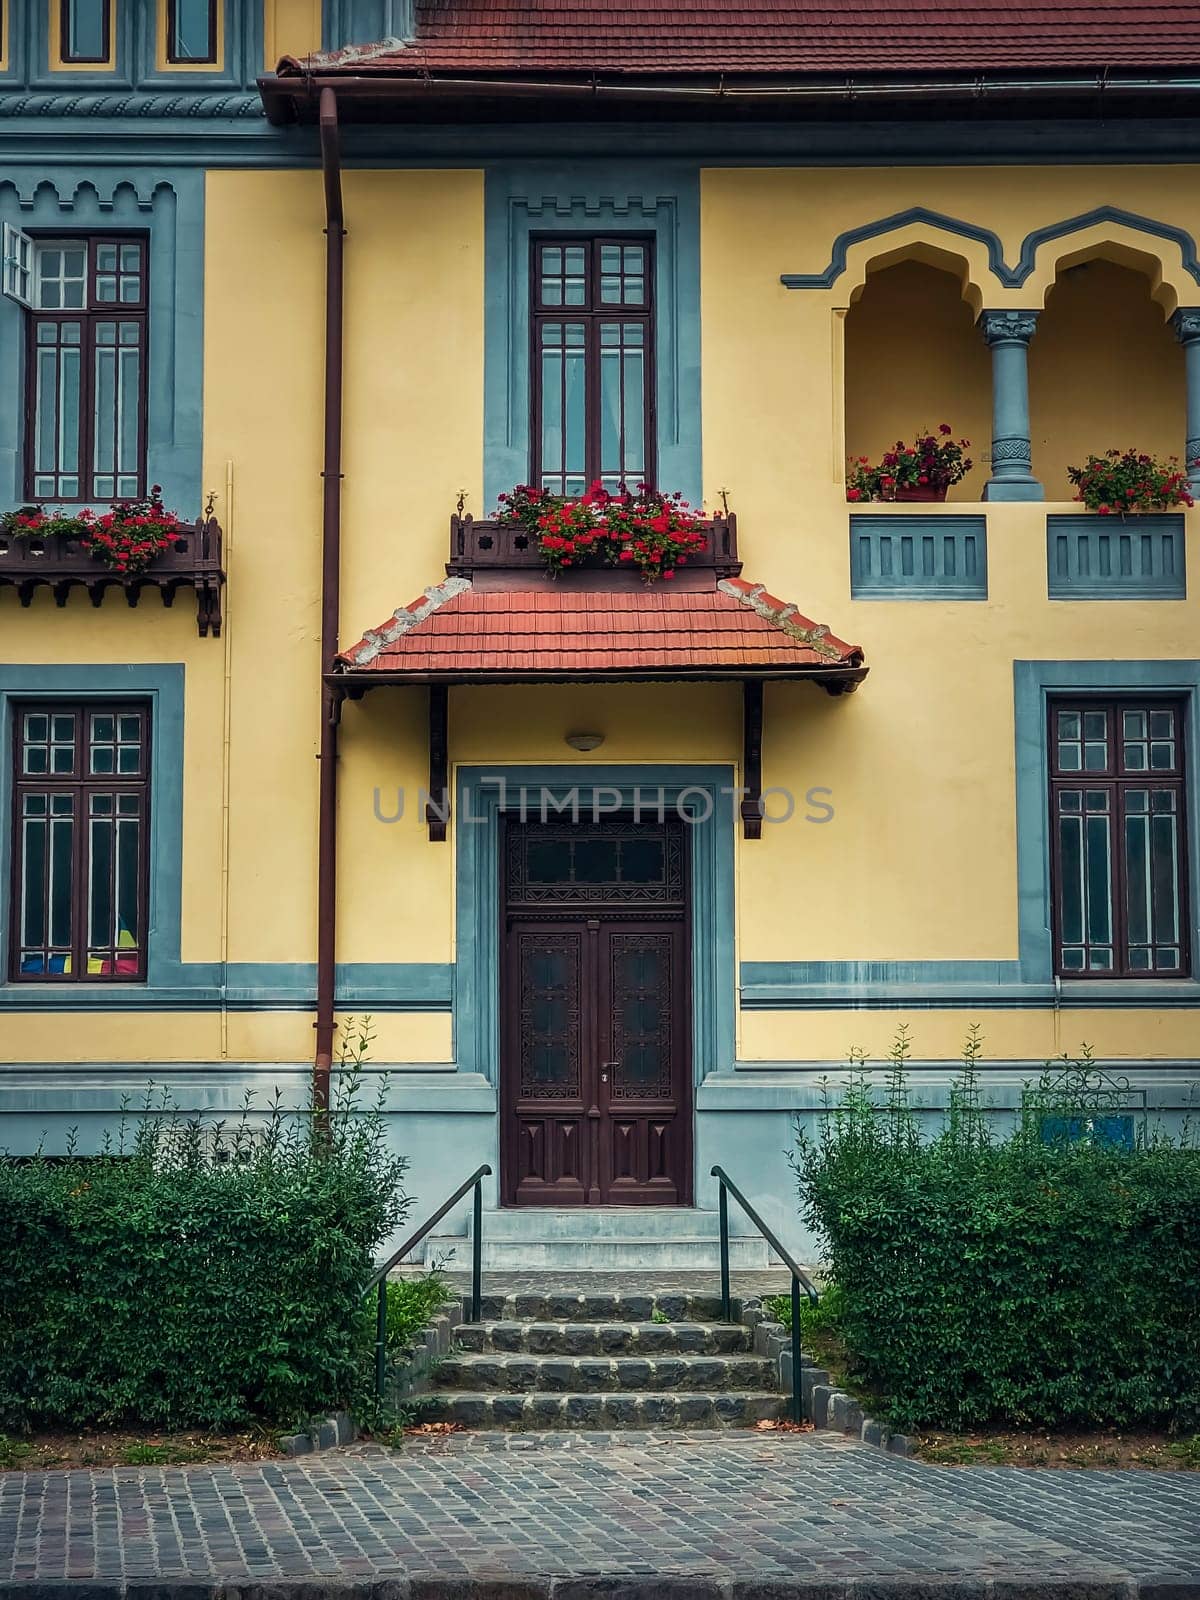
(0, 1572, 1171, 1599)
(386, 1300, 465, 1406)
(278, 1409, 357, 1457)
(741, 1303, 912, 1459)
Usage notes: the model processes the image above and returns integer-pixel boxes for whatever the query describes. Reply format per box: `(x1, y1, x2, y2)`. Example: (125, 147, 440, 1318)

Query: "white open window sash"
(2, 222, 35, 309)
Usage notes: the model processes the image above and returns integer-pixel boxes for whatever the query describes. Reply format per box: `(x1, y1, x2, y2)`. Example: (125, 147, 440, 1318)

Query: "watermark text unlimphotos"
(372, 780, 834, 826)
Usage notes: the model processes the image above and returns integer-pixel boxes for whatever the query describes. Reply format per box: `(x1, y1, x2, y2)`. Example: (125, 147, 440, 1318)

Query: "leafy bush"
(793, 1029, 1200, 1431)
(0, 1030, 408, 1431)
(378, 1274, 456, 1352)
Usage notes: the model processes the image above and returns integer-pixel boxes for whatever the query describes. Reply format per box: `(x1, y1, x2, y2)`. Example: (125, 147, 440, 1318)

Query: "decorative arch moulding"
(781, 205, 1200, 312)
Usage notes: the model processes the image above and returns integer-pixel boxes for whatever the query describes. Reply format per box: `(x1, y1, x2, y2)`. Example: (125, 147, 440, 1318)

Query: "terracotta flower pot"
(894, 485, 948, 503)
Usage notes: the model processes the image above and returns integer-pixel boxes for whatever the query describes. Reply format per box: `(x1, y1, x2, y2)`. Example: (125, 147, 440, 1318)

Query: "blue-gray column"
(979, 310, 1043, 502)
(1171, 308, 1200, 495)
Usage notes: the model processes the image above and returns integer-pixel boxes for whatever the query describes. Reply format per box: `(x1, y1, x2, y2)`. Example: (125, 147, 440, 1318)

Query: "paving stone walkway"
(2, 1431, 1199, 1599)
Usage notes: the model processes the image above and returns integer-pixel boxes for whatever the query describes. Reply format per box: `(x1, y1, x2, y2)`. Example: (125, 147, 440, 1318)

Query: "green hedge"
(0, 1080, 408, 1431)
(794, 1033, 1200, 1431)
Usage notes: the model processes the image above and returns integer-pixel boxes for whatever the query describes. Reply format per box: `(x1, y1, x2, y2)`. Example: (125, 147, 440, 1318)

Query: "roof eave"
(326, 664, 869, 688)
(258, 67, 1200, 125)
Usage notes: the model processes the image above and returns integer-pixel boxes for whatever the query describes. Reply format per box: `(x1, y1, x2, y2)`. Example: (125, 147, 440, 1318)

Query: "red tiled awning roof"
(278, 0, 1200, 78)
(334, 576, 866, 688)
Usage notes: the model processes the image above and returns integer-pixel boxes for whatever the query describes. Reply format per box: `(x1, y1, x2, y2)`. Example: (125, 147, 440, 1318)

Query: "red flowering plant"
(494, 483, 556, 538)
(1, 488, 187, 576)
(1067, 449, 1195, 515)
(599, 484, 707, 581)
(532, 491, 608, 575)
(497, 480, 708, 581)
(846, 425, 973, 502)
(0, 506, 93, 541)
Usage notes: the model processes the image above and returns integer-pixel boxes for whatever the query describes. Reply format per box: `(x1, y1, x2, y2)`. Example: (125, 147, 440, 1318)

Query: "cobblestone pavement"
(2, 1431, 1198, 1598)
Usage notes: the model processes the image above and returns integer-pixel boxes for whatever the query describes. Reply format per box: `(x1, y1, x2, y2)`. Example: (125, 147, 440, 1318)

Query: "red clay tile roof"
(336, 576, 866, 682)
(281, 1, 1200, 78)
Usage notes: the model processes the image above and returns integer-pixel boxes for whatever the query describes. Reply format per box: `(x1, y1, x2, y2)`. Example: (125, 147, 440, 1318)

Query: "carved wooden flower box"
(446, 511, 742, 578)
(0, 516, 225, 636)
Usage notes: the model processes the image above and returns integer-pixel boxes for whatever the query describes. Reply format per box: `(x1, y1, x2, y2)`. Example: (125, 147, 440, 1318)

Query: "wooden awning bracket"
(742, 679, 763, 840)
(427, 683, 449, 841)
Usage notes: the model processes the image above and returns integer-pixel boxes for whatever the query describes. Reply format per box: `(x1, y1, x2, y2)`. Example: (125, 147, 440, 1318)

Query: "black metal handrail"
(711, 1164, 819, 1424)
(364, 1162, 492, 1399)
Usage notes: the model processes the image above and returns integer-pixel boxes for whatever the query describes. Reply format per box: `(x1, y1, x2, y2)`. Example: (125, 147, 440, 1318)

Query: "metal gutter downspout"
(314, 85, 345, 1115)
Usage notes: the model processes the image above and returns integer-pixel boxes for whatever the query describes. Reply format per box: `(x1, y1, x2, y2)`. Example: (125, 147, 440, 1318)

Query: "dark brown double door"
(500, 816, 692, 1207)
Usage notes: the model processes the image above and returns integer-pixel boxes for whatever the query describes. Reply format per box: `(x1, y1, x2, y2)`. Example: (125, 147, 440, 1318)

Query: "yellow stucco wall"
(7, 159, 1200, 1070)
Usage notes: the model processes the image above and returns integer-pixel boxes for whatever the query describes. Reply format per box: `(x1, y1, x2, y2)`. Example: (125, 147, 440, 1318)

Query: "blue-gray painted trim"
(483, 165, 702, 512)
(455, 765, 736, 1082)
(740, 659, 1200, 1009)
(8, 119, 1200, 168)
(12, 0, 262, 95)
(781, 205, 1200, 291)
(1014, 658, 1200, 985)
(0, 167, 205, 513)
(1046, 514, 1187, 599)
(0, 663, 454, 1012)
(0, 962, 454, 1013)
(849, 514, 988, 599)
(0, 663, 187, 993)
(700, 1066, 1200, 1112)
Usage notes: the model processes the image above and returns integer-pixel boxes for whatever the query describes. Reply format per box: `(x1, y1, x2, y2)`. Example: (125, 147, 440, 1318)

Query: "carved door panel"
(597, 923, 687, 1205)
(500, 818, 692, 1207)
(504, 924, 590, 1206)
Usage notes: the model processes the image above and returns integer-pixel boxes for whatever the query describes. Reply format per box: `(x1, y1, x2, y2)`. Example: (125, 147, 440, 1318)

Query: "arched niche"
(1029, 257, 1185, 499)
(844, 257, 991, 502)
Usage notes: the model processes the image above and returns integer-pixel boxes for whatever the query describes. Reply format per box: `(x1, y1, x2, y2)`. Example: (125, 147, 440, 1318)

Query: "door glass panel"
(507, 819, 684, 905)
(609, 934, 673, 1100)
(518, 933, 581, 1099)
(573, 837, 619, 882)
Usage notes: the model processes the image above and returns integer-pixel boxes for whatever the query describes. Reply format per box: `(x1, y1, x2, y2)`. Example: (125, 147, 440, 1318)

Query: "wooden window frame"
(166, 0, 218, 64)
(22, 232, 148, 504)
(530, 233, 657, 494)
(59, 0, 112, 64)
(9, 700, 152, 985)
(1048, 695, 1191, 979)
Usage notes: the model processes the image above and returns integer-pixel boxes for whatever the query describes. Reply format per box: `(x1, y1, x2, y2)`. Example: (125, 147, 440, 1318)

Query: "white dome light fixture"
(565, 731, 605, 752)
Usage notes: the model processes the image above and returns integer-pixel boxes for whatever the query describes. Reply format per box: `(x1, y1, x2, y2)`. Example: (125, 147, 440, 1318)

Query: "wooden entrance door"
(500, 817, 692, 1206)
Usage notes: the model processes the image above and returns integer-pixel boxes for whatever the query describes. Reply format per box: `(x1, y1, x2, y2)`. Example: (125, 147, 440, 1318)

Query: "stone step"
(427, 1234, 772, 1272)
(462, 1208, 765, 1241)
(437, 1351, 777, 1393)
(469, 1290, 730, 1323)
(454, 1319, 754, 1355)
(412, 1390, 787, 1430)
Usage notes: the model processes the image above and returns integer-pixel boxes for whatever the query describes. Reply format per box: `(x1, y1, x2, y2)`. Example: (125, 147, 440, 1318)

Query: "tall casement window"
(531, 235, 655, 495)
(10, 704, 151, 982)
(1049, 699, 1190, 977)
(60, 0, 112, 63)
(167, 0, 218, 62)
(1, 231, 147, 501)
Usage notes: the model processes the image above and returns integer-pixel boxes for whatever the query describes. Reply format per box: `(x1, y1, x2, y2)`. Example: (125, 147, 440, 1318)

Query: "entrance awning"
(333, 574, 866, 685)
(326, 513, 867, 840)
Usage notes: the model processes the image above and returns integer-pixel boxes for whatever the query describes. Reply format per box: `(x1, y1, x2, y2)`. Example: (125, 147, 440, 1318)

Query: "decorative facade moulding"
(0, 92, 264, 120)
(979, 309, 1040, 346)
(780, 205, 1200, 291)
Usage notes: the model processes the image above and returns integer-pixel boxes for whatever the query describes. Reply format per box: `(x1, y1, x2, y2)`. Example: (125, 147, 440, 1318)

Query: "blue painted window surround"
(0, 664, 186, 996)
(484, 165, 702, 513)
(849, 514, 988, 599)
(1047, 514, 1187, 600)
(0, 169, 204, 516)
(740, 662, 1200, 1011)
